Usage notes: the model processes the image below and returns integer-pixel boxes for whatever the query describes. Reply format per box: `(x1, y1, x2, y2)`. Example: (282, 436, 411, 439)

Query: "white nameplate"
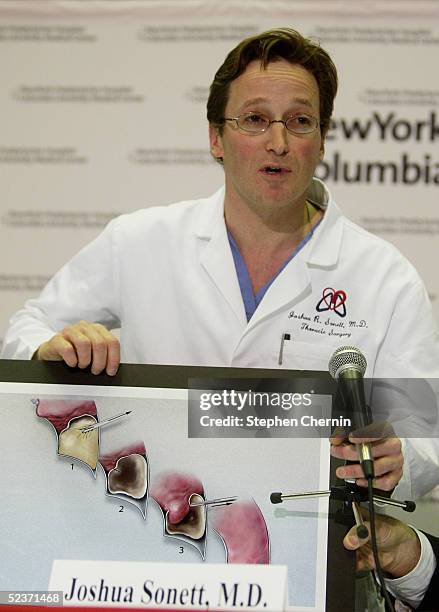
(49, 560, 288, 610)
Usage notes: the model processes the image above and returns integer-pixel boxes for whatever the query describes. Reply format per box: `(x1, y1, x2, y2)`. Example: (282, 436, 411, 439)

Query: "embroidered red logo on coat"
(316, 287, 347, 318)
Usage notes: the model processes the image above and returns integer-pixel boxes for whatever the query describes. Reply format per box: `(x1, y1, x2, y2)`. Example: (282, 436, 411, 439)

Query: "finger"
(329, 437, 346, 447)
(354, 467, 403, 490)
(343, 530, 360, 550)
(337, 455, 403, 488)
(96, 326, 120, 376)
(349, 432, 399, 445)
(336, 463, 365, 480)
(356, 551, 376, 572)
(330, 442, 360, 462)
(355, 478, 369, 488)
(369, 437, 402, 459)
(330, 426, 349, 445)
(331, 437, 402, 462)
(349, 421, 394, 443)
(360, 452, 403, 489)
(36, 337, 65, 361)
(51, 335, 81, 368)
(62, 326, 93, 369)
(343, 526, 370, 551)
(373, 468, 403, 491)
(372, 453, 404, 478)
(78, 324, 109, 375)
(352, 476, 393, 489)
(37, 335, 78, 367)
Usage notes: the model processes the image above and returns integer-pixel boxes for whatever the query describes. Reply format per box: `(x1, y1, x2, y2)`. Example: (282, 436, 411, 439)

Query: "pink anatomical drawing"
(33, 398, 270, 567)
(210, 498, 270, 564)
(150, 471, 207, 559)
(34, 398, 100, 474)
(99, 442, 148, 518)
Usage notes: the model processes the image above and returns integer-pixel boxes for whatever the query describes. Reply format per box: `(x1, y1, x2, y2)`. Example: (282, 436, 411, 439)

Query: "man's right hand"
(34, 321, 120, 376)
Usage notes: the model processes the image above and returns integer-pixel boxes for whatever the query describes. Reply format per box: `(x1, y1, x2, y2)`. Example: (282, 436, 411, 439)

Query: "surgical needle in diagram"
(81, 411, 132, 433)
(189, 496, 237, 508)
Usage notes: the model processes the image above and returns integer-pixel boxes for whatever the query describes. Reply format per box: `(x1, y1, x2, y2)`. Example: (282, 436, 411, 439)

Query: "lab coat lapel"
(247, 254, 311, 329)
(196, 189, 247, 326)
(194, 180, 343, 331)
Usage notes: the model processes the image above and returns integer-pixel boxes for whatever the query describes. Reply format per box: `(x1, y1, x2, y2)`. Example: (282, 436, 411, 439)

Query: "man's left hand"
(343, 512, 421, 577)
(330, 423, 403, 490)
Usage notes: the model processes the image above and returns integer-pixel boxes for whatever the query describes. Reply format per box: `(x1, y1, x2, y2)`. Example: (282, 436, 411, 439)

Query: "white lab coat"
(2, 179, 439, 497)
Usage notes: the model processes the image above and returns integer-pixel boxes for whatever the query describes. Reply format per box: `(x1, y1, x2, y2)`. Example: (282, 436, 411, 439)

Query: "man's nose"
(265, 121, 289, 155)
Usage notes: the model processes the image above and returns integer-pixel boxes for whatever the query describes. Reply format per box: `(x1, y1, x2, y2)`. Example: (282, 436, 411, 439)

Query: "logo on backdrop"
(316, 287, 347, 318)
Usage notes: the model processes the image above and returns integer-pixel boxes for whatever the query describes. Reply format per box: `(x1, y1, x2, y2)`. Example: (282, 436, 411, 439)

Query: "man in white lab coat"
(2, 29, 439, 499)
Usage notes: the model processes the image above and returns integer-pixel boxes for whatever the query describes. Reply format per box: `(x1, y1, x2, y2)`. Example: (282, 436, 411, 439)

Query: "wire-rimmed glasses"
(222, 112, 320, 135)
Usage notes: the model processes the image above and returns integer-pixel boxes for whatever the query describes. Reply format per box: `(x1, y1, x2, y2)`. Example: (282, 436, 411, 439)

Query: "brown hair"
(207, 28, 338, 137)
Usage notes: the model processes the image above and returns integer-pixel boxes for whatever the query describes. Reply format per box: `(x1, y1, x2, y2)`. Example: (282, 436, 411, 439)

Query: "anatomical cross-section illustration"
(34, 398, 100, 474)
(150, 471, 270, 563)
(211, 498, 270, 563)
(33, 396, 271, 566)
(99, 442, 149, 518)
(151, 471, 208, 559)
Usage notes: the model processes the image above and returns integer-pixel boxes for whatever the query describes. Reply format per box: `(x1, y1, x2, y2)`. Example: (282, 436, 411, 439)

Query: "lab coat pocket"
(278, 334, 377, 377)
(277, 335, 338, 373)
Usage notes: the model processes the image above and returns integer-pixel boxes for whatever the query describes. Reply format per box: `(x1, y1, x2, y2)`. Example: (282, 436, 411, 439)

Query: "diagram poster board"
(0, 361, 354, 611)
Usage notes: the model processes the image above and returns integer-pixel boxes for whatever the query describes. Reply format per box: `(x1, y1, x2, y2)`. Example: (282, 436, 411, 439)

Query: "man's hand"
(330, 422, 403, 491)
(343, 513, 421, 578)
(34, 321, 120, 376)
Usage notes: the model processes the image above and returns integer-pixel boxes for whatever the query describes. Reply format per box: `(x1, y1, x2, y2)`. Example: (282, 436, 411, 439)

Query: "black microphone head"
(328, 346, 367, 379)
(270, 492, 283, 504)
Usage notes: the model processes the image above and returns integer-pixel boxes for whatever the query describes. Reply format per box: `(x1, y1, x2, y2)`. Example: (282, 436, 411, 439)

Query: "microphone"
(328, 346, 374, 480)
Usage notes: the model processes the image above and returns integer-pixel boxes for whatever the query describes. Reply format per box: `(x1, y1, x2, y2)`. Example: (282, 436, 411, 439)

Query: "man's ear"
(209, 123, 224, 160)
(319, 136, 325, 161)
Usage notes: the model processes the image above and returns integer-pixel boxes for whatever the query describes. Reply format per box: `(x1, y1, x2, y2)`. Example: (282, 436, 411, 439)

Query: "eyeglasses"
(222, 112, 320, 135)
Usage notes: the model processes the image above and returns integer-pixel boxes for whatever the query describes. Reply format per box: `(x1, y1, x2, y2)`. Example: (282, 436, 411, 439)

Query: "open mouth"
(261, 165, 289, 175)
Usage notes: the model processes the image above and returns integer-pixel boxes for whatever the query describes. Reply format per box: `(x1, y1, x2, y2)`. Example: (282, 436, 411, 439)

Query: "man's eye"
(292, 115, 312, 126)
(243, 113, 265, 124)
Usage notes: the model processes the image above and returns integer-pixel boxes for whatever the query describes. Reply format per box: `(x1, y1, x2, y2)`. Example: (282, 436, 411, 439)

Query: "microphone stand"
(271, 480, 416, 547)
(270, 481, 416, 514)
(271, 479, 416, 557)
(271, 480, 415, 612)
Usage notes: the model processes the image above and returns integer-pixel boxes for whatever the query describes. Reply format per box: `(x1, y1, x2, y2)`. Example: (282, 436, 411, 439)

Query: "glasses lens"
(286, 115, 318, 134)
(237, 113, 269, 132)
